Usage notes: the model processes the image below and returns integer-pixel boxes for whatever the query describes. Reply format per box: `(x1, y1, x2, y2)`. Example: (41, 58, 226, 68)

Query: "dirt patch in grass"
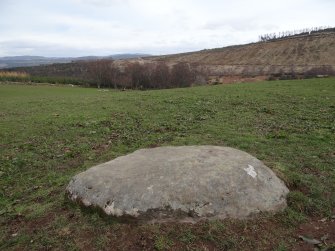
(2, 206, 297, 250)
(293, 212, 335, 251)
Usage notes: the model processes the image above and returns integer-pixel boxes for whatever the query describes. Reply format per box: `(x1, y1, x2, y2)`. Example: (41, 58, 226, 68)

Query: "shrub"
(0, 71, 30, 82)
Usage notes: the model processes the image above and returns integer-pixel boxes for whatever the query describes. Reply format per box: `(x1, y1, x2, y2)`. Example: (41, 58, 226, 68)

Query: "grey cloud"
(1, 0, 334, 57)
(202, 17, 279, 33)
(73, 0, 127, 6)
(0, 40, 93, 57)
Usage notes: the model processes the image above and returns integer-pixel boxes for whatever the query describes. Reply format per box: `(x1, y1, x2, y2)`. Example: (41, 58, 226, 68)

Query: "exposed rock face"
(66, 146, 289, 223)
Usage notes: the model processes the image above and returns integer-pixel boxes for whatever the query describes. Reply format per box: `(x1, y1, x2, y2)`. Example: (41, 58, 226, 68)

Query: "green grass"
(0, 78, 334, 250)
(0, 75, 89, 86)
(154, 235, 174, 251)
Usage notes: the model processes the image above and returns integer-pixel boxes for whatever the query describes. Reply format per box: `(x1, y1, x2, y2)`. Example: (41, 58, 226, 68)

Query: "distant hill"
(0, 54, 151, 69)
(145, 31, 335, 76)
(2, 31, 334, 83)
(108, 54, 151, 60)
(0, 56, 72, 69)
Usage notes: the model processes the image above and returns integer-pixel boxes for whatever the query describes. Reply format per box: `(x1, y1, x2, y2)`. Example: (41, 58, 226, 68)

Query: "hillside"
(0, 56, 73, 69)
(146, 32, 335, 76)
(3, 32, 334, 85)
(0, 54, 151, 69)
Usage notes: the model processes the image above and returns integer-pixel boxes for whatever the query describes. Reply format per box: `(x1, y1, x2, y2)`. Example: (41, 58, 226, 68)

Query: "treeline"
(3, 60, 208, 89)
(259, 26, 335, 42)
(86, 59, 206, 89)
(0, 70, 89, 85)
(268, 65, 335, 80)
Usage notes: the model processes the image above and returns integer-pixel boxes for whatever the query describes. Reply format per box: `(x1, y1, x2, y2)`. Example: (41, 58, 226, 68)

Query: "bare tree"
(126, 62, 143, 89)
(151, 62, 171, 88)
(170, 62, 194, 88)
(259, 26, 334, 42)
(87, 59, 118, 88)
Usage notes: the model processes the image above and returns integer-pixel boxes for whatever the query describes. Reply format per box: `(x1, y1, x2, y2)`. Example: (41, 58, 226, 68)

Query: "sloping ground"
(148, 32, 335, 75)
(0, 54, 151, 69)
(4, 32, 335, 82)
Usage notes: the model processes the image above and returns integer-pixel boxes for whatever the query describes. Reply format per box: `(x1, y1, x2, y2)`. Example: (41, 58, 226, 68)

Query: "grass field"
(0, 73, 89, 86)
(0, 79, 335, 250)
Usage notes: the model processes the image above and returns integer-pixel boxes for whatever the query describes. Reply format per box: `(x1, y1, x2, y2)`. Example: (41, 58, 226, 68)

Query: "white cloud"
(0, 0, 334, 57)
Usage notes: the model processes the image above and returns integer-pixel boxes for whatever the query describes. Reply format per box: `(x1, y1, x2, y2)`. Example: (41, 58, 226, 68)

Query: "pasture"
(0, 78, 334, 250)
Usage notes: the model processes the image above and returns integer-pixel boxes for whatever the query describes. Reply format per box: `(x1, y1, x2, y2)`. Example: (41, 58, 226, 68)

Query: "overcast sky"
(0, 0, 334, 57)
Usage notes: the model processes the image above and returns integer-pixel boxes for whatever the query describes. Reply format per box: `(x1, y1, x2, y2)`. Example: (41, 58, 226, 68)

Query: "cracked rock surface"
(66, 146, 289, 223)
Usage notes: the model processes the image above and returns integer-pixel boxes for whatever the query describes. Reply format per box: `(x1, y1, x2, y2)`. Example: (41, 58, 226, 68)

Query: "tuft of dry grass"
(0, 71, 29, 78)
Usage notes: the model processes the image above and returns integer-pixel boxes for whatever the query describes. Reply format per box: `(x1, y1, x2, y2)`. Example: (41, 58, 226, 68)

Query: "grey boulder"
(66, 146, 289, 223)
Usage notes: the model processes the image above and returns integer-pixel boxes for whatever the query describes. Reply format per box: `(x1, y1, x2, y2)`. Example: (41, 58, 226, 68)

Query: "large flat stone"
(66, 146, 289, 223)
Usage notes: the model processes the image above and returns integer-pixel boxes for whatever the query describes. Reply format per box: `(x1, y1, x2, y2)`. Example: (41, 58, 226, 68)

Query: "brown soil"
(293, 214, 335, 251)
(1, 208, 293, 250)
(140, 32, 335, 77)
(148, 33, 335, 67)
(2, 193, 334, 250)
